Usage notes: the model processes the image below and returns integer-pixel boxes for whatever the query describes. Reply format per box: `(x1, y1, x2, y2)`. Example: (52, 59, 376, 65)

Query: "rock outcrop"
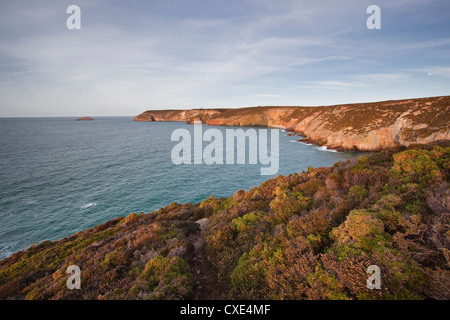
(76, 117, 94, 121)
(134, 96, 450, 151)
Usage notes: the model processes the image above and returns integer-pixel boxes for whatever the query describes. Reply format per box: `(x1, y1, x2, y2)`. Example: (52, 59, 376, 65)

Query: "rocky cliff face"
(134, 96, 450, 151)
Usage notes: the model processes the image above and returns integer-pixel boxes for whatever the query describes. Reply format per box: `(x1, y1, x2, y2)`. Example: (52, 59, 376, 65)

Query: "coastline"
(1, 142, 449, 300)
(1, 98, 449, 300)
(133, 95, 450, 152)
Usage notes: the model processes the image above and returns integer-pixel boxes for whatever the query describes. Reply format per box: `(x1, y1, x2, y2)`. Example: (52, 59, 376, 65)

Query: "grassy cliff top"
(135, 96, 450, 124)
(134, 96, 450, 151)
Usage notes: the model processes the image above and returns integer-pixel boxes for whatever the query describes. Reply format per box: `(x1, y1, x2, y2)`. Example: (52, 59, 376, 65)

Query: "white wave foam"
(0, 242, 17, 260)
(314, 146, 338, 153)
(81, 202, 97, 209)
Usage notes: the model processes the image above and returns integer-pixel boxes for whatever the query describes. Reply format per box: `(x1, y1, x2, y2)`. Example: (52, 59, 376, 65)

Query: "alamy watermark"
(66, 265, 81, 290)
(366, 265, 381, 290)
(367, 5, 381, 30)
(66, 5, 381, 31)
(171, 121, 279, 175)
(66, 5, 81, 30)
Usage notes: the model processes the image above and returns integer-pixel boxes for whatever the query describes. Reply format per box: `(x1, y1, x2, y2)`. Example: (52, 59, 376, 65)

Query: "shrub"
(295, 179, 323, 196)
(330, 209, 389, 252)
(231, 211, 265, 233)
(348, 185, 368, 203)
(136, 255, 193, 300)
(325, 173, 341, 189)
(269, 192, 311, 223)
(306, 263, 348, 300)
(375, 194, 403, 211)
(392, 148, 444, 186)
(230, 241, 284, 299)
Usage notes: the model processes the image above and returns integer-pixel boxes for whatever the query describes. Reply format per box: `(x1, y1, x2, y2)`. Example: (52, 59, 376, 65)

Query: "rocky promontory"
(134, 96, 450, 151)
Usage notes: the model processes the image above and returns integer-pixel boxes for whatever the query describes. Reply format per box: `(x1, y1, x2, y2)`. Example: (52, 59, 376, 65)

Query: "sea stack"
(76, 117, 94, 121)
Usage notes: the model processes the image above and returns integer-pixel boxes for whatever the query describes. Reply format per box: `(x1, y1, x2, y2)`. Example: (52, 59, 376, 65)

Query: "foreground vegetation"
(0, 143, 449, 300)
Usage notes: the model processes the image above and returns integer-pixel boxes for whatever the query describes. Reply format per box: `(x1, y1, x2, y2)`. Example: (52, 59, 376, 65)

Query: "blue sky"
(0, 0, 449, 116)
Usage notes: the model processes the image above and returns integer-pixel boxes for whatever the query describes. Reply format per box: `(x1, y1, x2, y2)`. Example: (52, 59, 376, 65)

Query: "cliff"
(134, 96, 450, 151)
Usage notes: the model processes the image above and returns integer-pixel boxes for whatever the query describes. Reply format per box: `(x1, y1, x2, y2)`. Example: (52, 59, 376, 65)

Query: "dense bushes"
(0, 143, 449, 300)
(204, 143, 450, 300)
(130, 255, 194, 300)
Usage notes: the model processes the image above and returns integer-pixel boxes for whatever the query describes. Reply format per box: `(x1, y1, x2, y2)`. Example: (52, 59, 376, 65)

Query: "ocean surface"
(0, 117, 364, 259)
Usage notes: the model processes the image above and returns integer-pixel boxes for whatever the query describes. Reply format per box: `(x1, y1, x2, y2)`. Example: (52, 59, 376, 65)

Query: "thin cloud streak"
(0, 0, 449, 116)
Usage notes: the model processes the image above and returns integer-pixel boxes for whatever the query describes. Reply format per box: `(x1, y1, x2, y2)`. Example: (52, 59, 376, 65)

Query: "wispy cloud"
(300, 80, 365, 91)
(412, 66, 450, 78)
(300, 73, 408, 91)
(0, 0, 449, 116)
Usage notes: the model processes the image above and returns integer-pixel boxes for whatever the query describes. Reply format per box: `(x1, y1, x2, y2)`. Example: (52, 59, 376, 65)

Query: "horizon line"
(2, 94, 449, 118)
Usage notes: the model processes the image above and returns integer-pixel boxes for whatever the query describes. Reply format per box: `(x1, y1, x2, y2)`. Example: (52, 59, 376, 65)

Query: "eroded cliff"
(134, 96, 450, 151)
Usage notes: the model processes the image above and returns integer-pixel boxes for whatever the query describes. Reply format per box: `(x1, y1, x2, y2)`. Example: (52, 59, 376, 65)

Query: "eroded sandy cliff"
(134, 96, 450, 151)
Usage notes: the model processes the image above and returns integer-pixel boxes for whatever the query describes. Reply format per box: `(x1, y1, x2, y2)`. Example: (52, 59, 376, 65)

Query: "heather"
(0, 143, 449, 300)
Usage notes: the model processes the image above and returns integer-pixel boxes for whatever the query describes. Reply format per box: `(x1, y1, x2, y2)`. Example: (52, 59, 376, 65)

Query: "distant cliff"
(134, 96, 450, 151)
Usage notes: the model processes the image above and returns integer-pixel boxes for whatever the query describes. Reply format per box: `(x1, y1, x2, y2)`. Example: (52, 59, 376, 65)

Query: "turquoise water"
(0, 117, 363, 259)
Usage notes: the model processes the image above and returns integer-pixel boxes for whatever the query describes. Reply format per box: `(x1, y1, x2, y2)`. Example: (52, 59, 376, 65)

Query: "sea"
(0, 117, 364, 260)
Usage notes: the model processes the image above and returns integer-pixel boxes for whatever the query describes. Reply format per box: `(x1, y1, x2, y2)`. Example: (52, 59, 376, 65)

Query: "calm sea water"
(0, 117, 363, 259)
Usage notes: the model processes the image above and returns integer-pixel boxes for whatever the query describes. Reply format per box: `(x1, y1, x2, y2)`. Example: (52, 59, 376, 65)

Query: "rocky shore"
(134, 96, 450, 151)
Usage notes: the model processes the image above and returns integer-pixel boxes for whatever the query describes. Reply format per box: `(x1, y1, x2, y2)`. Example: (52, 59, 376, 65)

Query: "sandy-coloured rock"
(134, 96, 450, 151)
(76, 117, 94, 121)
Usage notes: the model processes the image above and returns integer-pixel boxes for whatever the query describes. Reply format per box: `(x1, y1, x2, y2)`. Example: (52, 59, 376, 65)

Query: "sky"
(0, 0, 449, 117)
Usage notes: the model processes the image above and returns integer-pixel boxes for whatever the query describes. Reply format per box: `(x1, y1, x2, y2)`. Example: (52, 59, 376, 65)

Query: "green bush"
(137, 255, 194, 300)
(269, 192, 311, 223)
(348, 185, 368, 202)
(231, 211, 265, 233)
(230, 241, 284, 299)
(330, 209, 389, 252)
(392, 147, 447, 186)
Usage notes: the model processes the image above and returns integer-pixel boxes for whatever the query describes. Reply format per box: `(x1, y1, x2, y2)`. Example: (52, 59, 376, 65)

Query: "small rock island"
(76, 117, 94, 121)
